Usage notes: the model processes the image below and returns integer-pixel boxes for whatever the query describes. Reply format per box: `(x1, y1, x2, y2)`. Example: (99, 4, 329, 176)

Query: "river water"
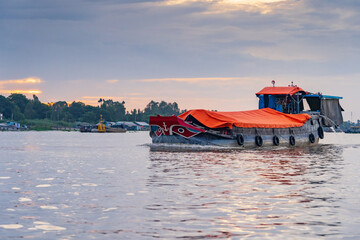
(0, 131, 359, 239)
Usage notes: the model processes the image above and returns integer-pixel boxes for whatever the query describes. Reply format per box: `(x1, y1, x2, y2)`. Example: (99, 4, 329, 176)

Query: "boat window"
(305, 97, 321, 111)
(302, 99, 311, 111)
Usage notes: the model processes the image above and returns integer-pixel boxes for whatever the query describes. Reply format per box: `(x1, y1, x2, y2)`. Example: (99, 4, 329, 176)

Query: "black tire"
(149, 131, 154, 137)
(318, 126, 324, 139)
(236, 134, 244, 146)
(273, 135, 280, 146)
(309, 133, 315, 143)
(255, 135, 263, 147)
(289, 135, 296, 146)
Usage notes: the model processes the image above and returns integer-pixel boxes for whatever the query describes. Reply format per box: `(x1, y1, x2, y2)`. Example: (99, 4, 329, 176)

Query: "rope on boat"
(319, 114, 337, 127)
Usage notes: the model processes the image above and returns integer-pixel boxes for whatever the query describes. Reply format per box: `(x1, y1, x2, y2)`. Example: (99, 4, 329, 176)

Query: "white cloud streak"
(0, 77, 42, 85)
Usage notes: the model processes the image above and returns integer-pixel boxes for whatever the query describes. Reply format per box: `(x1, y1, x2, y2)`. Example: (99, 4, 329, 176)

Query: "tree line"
(0, 94, 184, 123)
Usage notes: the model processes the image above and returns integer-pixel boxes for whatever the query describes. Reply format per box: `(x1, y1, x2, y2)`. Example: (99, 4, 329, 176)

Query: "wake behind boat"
(149, 82, 343, 148)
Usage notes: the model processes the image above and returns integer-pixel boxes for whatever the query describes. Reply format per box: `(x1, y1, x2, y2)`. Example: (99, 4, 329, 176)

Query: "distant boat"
(80, 115, 126, 133)
(149, 82, 344, 147)
(79, 125, 94, 132)
(345, 126, 360, 134)
(104, 125, 127, 133)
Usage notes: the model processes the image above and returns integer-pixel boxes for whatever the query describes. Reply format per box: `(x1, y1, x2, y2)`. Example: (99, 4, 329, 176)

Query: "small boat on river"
(80, 115, 126, 133)
(149, 82, 344, 147)
(345, 126, 360, 134)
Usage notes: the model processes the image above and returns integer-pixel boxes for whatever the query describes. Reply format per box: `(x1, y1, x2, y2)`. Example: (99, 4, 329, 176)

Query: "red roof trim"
(256, 86, 306, 96)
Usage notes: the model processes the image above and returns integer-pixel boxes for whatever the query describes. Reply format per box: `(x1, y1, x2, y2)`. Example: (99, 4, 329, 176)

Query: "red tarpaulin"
(178, 108, 311, 129)
(256, 86, 306, 96)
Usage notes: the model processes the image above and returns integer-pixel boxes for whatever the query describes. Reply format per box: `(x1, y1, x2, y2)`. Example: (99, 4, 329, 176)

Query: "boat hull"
(150, 115, 323, 148)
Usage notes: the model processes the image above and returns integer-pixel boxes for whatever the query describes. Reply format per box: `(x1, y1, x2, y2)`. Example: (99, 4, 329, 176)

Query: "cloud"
(0, 1, 93, 21)
(79, 94, 145, 108)
(159, 0, 293, 14)
(0, 77, 42, 85)
(82, 96, 120, 99)
(0, 90, 42, 94)
(106, 79, 119, 83)
(139, 77, 266, 88)
(141, 77, 243, 83)
(0, 77, 43, 96)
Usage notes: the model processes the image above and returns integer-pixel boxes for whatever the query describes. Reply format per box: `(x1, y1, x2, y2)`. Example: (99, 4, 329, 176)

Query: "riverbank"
(1, 119, 149, 132)
(1, 119, 76, 131)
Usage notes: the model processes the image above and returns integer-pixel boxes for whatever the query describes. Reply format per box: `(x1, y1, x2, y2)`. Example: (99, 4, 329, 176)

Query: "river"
(0, 131, 359, 239)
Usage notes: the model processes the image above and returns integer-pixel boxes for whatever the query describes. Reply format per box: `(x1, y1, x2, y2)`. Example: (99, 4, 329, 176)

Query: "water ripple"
(0, 132, 359, 239)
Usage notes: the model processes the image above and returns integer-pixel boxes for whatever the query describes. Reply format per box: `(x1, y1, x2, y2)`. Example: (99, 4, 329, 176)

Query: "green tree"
(32, 95, 50, 119)
(24, 101, 35, 119)
(69, 101, 85, 121)
(50, 101, 68, 121)
(1, 94, 183, 124)
(81, 111, 98, 123)
(7, 93, 29, 113)
(142, 100, 181, 120)
(0, 95, 13, 119)
(99, 99, 126, 121)
(12, 105, 25, 120)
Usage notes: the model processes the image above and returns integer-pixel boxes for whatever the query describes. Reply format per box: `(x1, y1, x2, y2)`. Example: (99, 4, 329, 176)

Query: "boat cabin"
(256, 84, 344, 126)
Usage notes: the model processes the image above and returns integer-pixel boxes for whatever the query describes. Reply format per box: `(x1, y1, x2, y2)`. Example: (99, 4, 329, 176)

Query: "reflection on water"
(0, 132, 359, 239)
(146, 145, 347, 238)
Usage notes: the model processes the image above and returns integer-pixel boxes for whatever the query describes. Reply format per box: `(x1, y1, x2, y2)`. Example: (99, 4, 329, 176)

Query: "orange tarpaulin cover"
(256, 86, 305, 96)
(179, 108, 311, 129)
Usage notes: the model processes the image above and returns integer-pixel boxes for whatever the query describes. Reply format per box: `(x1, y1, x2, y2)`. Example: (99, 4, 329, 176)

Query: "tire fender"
(255, 135, 263, 147)
(273, 135, 280, 146)
(289, 135, 296, 146)
(236, 134, 244, 146)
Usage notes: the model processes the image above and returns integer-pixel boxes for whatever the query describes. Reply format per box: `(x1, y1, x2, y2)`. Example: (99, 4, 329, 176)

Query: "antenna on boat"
(289, 81, 297, 87)
(271, 80, 275, 87)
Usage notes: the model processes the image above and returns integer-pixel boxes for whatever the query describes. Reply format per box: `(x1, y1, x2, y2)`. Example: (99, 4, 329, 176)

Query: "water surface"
(0, 131, 359, 239)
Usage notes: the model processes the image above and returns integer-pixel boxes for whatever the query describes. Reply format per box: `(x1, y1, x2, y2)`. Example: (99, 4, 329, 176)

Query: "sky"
(1, 0, 359, 120)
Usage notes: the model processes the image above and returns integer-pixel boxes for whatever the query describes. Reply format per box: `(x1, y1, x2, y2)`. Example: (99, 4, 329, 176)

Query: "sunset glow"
(224, 0, 284, 3)
(141, 77, 242, 83)
(106, 79, 119, 83)
(0, 77, 42, 85)
(162, 0, 287, 13)
(164, 0, 285, 4)
(0, 77, 43, 97)
(0, 90, 42, 94)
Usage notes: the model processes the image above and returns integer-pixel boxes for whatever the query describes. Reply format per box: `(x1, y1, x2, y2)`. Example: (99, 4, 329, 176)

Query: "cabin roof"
(305, 94, 343, 99)
(256, 86, 306, 96)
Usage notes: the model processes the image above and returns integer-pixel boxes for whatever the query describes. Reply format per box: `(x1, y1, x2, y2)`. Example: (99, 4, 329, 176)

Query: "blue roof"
(305, 94, 343, 99)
